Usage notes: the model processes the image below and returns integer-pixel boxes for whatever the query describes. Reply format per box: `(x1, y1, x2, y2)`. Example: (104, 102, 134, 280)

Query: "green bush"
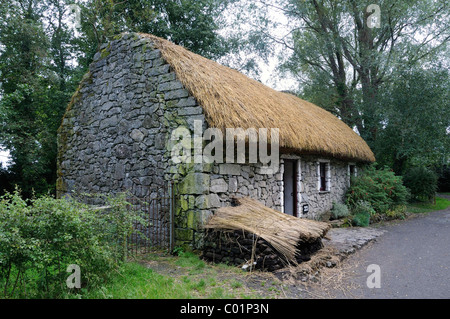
(0, 190, 139, 298)
(346, 165, 409, 216)
(385, 205, 407, 220)
(350, 201, 374, 227)
(403, 166, 438, 202)
(352, 212, 370, 227)
(330, 202, 350, 219)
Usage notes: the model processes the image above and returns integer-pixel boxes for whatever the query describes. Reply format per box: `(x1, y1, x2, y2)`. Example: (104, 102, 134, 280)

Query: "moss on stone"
(175, 228, 194, 242)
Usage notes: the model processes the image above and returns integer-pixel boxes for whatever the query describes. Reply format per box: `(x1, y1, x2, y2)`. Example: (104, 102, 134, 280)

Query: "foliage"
(76, 0, 236, 60)
(330, 202, 350, 220)
(0, 0, 79, 197)
(349, 201, 374, 227)
(436, 165, 450, 193)
(346, 165, 410, 216)
(384, 205, 407, 220)
(374, 67, 450, 174)
(403, 166, 438, 202)
(0, 190, 140, 298)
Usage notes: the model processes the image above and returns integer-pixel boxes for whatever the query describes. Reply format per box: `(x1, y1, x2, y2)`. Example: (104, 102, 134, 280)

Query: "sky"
(0, 150, 10, 168)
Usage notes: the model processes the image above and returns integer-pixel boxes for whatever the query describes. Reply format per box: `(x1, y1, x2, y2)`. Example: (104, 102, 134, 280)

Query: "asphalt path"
(322, 196, 450, 299)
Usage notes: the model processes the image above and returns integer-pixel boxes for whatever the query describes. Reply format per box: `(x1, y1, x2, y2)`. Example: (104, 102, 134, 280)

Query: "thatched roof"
(203, 197, 330, 265)
(139, 33, 375, 163)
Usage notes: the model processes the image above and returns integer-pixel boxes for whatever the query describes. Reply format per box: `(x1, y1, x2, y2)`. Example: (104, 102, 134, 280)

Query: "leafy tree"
(374, 66, 450, 174)
(245, 0, 449, 146)
(403, 166, 438, 202)
(74, 0, 237, 69)
(0, 0, 53, 196)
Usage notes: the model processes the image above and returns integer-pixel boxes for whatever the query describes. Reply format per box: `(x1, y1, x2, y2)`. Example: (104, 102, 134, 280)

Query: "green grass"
(74, 251, 268, 299)
(406, 196, 450, 214)
(174, 251, 206, 272)
(79, 262, 194, 299)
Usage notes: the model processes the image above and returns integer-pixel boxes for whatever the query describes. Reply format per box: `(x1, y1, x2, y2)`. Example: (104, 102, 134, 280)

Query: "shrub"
(0, 190, 139, 298)
(330, 202, 350, 219)
(352, 212, 370, 227)
(385, 205, 407, 220)
(346, 165, 409, 216)
(403, 166, 438, 202)
(350, 201, 374, 227)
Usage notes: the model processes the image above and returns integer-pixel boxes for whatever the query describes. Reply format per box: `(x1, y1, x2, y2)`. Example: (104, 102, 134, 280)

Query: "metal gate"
(127, 182, 175, 254)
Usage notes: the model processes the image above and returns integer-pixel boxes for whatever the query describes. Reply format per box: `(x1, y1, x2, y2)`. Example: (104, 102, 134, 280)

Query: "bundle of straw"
(203, 197, 330, 266)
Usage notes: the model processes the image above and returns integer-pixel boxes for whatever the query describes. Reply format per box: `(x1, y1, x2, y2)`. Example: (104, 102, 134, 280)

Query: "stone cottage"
(57, 32, 375, 248)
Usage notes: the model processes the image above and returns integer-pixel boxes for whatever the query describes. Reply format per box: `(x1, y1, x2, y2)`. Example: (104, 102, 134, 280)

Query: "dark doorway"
(283, 159, 298, 217)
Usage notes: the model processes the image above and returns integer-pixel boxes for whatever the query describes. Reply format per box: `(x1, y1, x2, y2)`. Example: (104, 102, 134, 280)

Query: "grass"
(2, 249, 278, 299)
(79, 262, 194, 299)
(406, 196, 450, 214)
(73, 250, 277, 299)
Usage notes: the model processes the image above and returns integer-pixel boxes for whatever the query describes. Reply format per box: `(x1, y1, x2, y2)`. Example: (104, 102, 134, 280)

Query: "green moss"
(175, 228, 194, 242)
(113, 33, 124, 40)
(100, 48, 110, 59)
(186, 211, 196, 229)
(55, 177, 67, 194)
(180, 196, 189, 211)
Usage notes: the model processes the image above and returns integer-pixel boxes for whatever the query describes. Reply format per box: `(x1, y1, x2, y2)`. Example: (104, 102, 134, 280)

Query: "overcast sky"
(0, 150, 10, 167)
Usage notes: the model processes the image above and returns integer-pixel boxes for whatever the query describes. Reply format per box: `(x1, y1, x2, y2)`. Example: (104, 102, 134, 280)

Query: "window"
(319, 162, 327, 191)
(348, 164, 357, 187)
(349, 164, 357, 177)
(317, 160, 330, 192)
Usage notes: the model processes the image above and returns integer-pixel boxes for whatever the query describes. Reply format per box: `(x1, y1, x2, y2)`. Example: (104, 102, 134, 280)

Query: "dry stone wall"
(57, 33, 209, 247)
(299, 156, 352, 220)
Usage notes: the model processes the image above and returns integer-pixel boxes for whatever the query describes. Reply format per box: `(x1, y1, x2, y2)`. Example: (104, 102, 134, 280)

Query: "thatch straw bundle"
(139, 33, 375, 163)
(203, 197, 330, 266)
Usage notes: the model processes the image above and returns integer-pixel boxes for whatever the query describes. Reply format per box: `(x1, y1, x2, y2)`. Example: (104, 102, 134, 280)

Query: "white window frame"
(317, 159, 331, 192)
(348, 163, 357, 187)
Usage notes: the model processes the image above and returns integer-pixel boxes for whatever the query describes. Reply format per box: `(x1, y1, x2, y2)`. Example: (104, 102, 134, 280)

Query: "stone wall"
(202, 157, 354, 222)
(298, 156, 353, 220)
(57, 33, 210, 248)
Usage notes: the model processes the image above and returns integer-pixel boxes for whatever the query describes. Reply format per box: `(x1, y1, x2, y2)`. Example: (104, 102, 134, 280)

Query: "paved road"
(323, 198, 450, 299)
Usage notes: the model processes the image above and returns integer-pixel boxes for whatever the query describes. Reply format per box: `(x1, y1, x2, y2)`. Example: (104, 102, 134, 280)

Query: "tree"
(0, 0, 53, 196)
(248, 0, 449, 147)
(374, 66, 450, 174)
(73, 0, 237, 70)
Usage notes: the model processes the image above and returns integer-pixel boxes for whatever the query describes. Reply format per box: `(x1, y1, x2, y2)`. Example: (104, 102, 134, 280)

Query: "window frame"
(348, 163, 357, 187)
(317, 159, 331, 193)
